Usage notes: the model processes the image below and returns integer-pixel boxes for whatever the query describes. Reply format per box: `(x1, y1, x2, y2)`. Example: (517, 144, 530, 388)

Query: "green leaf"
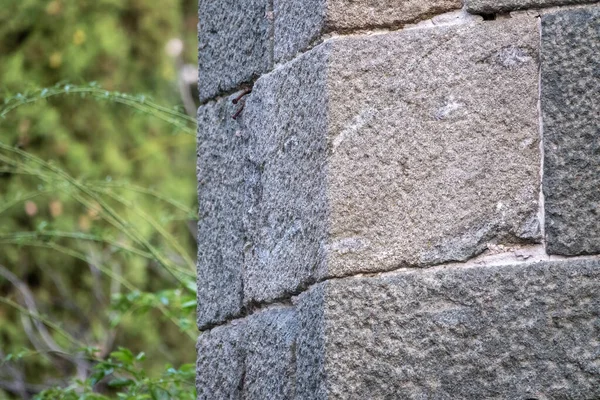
(111, 347, 135, 365)
(181, 300, 196, 310)
(107, 377, 134, 388)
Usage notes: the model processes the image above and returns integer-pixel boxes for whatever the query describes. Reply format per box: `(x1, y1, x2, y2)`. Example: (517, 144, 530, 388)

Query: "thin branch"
(0, 264, 66, 355)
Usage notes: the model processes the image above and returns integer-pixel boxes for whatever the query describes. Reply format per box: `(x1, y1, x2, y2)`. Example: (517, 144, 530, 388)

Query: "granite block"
(196, 97, 246, 328)
(314, 259, 600, 398)
(273, 0, 462, 62)
(198, 0, 272, 101)
(243, 17, 541, 304)
(542, 6, 600, 255)
(466, 0, 599, 14)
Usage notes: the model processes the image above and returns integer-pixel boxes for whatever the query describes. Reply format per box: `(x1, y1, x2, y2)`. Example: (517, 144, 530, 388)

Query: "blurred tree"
(0, 0, 199, 397)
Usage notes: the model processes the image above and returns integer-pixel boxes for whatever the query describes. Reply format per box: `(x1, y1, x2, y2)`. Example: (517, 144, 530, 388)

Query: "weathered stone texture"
(196, 308, 297, 400)
(274, 0, 462, 62)
(542, 6, 600, 256)
(243, 46, 330, 304)
(196, 97, 246, 328)
(196, 322, 244, 399)
(294, 287, 327, 399)
(243, 17, 541, 304)
(465, 0, 599, 13)
(326, 0, 462, 31)
(196, 259, 600, 399)
(317, 259, 600, 399)
(274, 0, 326, 62)
(198, 0, 272, 102)
(325, 17, 541, 278)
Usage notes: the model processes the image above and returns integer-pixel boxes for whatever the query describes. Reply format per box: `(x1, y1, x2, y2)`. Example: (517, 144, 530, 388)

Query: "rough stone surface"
(243, 17, 541, 304)
(274, 0, 325, 62)
(465, 0, 599, 13)
(243, 46, 330, 304)
(196, 97, 246, 328)
(196, 322, 244, 399)
(244, 308, 298, 399)
(325, 16, 541, 277)
(294, 287, 327, 399)
(196, 259, 600, 399)
(196, 308, 297, 400)
(198, 0, 272, 102)
(316, 259, 600, 399)
(326, 0, 462, 31)
(273, 0, 462, 62)
(542, 7, 600, 256)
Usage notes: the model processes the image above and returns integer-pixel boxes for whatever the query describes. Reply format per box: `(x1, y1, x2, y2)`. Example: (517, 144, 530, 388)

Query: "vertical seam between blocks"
(537, 14, 547, 252)
(269, 0, 275, 68)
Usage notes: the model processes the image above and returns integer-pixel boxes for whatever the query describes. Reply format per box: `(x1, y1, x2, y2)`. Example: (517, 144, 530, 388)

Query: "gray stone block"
(244, 308, 298, 399)
(273, 0, 326, 62)
(197, 259, 600, 399)
(196, 97, 246, 328)
(542, 7, 600, 256)
(294, 287, 327, 399)
(305, 259, 600, 399)
(465, 0, 599, 13)
(196, 323, 244, 399)
(243, 46, 330, 304)
(273, 0, 462, 62)
(198, 0, 272, 102)
(196, 308, 298, 399)
(243, 17, 541, 304)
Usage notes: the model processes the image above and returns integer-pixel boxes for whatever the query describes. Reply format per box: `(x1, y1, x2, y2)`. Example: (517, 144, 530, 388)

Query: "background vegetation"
(0, 1, 199, 398)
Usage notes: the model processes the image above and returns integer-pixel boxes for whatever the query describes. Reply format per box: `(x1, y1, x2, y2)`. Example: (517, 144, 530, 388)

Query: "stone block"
(243, 17, 541, 304)
(196, 322, 244, 399)
(294, 286, 327, 399)
(542, 7, 600, 255)
(274, 0, 462, 62)
(196, 97, 246, 328)
(299, 259, 600, 399)
(273, 0, 326, 62)
(244, 308, 298, 399)
(243, 45, 330, 304)
(198, 0, 272, 102)
(465, 0, 599, 13)
(196, 308, 298, 399)
(197, 259, 600, 399)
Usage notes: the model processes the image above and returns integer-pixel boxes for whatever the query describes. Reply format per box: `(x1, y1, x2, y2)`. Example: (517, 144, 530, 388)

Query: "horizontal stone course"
(541, 6, 600, 256)
(196, 259, 600, 399)
(197, 0, 466, 98)
(317, 259, 600, 398)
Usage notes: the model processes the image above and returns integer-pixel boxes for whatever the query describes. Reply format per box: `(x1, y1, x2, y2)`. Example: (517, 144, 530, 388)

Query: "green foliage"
(34, 348, 195, 400)
(1, 83, 197, 136)
(0, 1, 199, 397)
(0, 85, 198, 397)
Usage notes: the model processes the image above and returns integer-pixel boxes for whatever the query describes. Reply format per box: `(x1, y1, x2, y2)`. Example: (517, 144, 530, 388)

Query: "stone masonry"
(197, 1, 600, 398)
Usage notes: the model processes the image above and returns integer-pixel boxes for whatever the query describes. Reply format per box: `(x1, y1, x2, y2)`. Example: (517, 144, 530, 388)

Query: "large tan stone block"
(244, 16, 541, 304)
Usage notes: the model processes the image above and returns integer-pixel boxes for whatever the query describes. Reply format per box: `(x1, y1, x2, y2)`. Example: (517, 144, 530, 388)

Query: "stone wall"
(196, 1, 600, 398)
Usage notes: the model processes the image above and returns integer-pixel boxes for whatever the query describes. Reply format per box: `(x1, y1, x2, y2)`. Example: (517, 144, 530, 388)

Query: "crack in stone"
(198, 247, 600, 332)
